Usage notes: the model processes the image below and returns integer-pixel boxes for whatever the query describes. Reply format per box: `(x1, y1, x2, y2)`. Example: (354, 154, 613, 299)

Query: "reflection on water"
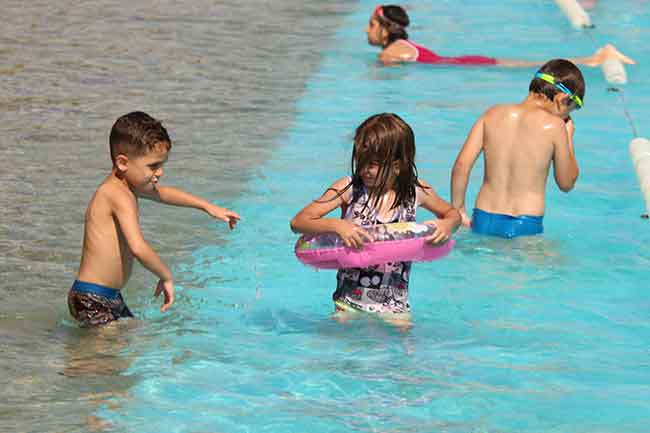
(454, 229, 567, 266)
(2, 319, 137, 432)
(0, 0, 355, 431)
(62, 320, 138, 378)
(60, 323, 137, 432)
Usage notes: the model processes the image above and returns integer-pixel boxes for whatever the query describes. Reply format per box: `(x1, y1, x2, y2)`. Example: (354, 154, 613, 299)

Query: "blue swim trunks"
(68, 280, 133, 327)
(472, 208, 543, 239)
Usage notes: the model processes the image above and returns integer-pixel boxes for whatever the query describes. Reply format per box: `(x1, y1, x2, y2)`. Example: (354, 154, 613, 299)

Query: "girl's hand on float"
(336, 220, 372, 249)
(424, 219, 453, 245)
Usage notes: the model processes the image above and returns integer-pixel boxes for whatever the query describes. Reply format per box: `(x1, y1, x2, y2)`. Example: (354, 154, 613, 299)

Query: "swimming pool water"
(102, 1, 650, 431)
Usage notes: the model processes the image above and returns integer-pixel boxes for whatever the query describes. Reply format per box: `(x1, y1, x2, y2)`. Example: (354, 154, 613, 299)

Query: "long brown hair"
(323, 113, 426, 212)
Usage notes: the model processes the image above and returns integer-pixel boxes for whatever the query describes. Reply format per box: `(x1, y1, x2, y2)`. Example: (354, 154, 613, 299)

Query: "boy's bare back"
(452, 60, 583, 239)
(77, 175, 138, 290)
(474, 102, 571, 216)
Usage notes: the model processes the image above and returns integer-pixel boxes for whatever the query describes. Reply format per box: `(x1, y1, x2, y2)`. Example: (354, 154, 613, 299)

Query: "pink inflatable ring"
(295, 222, 454, 269)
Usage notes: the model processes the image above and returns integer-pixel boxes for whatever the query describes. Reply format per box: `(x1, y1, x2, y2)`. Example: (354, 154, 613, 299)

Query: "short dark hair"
(529, 59, 585, 103)
(109, 111, 171, 163)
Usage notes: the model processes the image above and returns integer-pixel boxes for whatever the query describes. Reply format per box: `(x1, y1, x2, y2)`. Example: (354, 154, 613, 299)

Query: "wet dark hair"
(324, 113, 427, 213)
(529, 59, 586, 104)
(109, 111, 171, 164)
(376, 5, 410, 45)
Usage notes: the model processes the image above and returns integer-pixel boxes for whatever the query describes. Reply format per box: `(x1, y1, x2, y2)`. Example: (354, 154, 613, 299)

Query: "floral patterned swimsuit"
(334, 181, 417, 314)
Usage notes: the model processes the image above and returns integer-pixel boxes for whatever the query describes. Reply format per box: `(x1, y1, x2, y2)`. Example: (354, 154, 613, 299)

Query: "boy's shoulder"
(90, 175, 137, 211)
(483, 102, 541, 116)
(484, 103, 515, 113)
(481, 103, 521, 123)
(484, 103, 563, 127)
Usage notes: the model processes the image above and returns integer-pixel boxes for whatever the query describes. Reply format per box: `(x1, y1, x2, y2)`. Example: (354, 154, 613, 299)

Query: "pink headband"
(373, 5, 404, 29)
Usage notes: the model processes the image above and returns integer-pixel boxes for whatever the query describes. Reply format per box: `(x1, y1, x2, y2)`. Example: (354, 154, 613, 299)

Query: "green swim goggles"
(535, 72, 583, 110)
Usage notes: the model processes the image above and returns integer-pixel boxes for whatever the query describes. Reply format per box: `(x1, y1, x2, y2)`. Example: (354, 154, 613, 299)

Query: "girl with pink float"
(291, 113, 460, 317)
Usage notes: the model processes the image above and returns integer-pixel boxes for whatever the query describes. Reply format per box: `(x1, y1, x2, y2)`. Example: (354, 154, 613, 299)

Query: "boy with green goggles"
(535, 72, 584, 110)
(451, 59, 585, 239)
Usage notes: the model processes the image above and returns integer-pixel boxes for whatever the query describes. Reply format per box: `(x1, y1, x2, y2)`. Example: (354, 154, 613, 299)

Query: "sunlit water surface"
(2, 0, 650, 432)
(0, 1, 356, 431)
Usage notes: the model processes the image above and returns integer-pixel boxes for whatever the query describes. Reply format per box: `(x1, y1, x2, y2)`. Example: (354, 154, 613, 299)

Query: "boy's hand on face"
(205, 204, 241, 230)
(565, 116, 575, 138)
(155, 279, 175, 312)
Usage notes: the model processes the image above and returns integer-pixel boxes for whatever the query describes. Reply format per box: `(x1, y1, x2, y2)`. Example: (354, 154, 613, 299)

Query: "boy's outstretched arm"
(110, 192, 174, 312)
(552, 117, 579, 192)
(290, 177, 372, 249)
(142, 185, 240, 229)
(451, 116, 485, 227)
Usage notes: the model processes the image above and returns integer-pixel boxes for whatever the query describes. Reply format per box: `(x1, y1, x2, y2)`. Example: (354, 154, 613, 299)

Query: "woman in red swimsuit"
(367, 5, 634, 68)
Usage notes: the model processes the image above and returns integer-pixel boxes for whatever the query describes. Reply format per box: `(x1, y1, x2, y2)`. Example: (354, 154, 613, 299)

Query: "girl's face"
(365, 16, 386, 46)
(359, 161, 381, 187)
(358, 160, 398, 190)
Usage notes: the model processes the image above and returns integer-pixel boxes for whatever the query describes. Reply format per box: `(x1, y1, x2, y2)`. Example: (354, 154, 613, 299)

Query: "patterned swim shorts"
(68, 280, 133, 327)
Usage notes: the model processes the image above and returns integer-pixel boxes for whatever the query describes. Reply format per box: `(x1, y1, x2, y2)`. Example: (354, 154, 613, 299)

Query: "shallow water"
(0, 1, 355, 431)
(3, 0, 650, 432)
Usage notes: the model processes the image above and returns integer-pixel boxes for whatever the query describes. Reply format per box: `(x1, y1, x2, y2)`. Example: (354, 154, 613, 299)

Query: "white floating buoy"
(629, 137, 650, 217)
(602, 59, 627, 85)
(554, 0, 592, 28)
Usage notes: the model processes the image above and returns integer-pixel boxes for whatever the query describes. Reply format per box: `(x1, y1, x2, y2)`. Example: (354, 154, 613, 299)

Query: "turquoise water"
(101, 1, 650, 431)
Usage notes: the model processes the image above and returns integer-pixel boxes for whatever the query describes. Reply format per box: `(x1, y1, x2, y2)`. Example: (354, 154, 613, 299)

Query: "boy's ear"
(554, 93, 569, 109)
(115, 154, 129, 172)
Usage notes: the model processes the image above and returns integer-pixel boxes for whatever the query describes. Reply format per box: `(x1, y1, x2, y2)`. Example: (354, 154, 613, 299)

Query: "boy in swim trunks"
(450, 59, 584, 238)
(68, 111, 240, 326)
